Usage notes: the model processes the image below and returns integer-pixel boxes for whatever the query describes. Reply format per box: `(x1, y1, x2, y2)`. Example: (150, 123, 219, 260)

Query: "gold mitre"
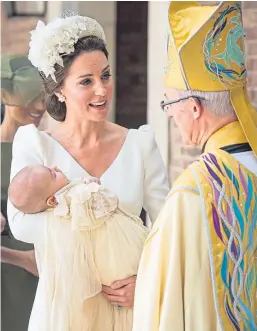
(165, 1, 257, 156)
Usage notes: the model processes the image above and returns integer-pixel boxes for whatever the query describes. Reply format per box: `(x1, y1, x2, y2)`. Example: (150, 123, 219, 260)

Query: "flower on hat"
(28, 16, 106, 82)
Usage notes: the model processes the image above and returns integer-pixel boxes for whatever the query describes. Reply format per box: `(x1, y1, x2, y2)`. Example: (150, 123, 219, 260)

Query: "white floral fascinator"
(28, 15, 106, 82)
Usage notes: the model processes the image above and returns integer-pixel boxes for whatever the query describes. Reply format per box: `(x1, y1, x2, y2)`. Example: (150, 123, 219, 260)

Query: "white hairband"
(28, 15, 106, 82)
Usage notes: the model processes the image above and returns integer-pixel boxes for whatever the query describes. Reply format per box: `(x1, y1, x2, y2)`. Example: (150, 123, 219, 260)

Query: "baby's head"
(8, 165, 69, 214)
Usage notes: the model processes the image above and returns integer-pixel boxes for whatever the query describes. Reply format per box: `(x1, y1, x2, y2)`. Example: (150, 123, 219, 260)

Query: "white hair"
(175, 89, 236, 116)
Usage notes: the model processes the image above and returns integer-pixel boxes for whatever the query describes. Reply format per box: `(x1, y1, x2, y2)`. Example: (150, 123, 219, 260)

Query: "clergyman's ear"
(189, 97, 202, 120)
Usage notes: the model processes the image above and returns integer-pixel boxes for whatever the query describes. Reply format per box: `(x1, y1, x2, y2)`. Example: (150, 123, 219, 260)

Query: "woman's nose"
(94, 82, 107, 97)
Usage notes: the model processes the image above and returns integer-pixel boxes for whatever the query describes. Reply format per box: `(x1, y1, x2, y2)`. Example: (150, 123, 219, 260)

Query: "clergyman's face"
(164, 87, 195, 145)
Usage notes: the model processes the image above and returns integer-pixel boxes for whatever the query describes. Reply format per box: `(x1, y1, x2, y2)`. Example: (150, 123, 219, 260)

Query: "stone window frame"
(4, 1, 47, 18)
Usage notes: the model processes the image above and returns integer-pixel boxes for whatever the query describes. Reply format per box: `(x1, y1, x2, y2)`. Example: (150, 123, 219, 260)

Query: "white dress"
(36, 180, 150, 331)
(7, 124, 170, 331)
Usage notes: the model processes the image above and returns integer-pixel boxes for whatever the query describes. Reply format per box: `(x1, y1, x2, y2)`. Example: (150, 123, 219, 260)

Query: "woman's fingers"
(84, 177, 101, 185)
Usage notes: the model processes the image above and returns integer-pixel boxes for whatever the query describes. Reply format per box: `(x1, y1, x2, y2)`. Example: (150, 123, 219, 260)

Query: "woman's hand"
(1, 248, 38, 277)
(84, 177, 101, 185)
(23, 250, 39, 277)
(102, 275, 137, 308)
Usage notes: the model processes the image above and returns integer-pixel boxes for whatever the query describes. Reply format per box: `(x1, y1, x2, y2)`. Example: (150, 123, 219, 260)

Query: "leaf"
(228, 274, 235, 304)
(240, 259, 244, 273)
(240, 69, 247, 76)
(239, 299, 257, 330)
(222, 221, 231, 242)
(245, 174, 253, 218)
(204, 160, 223, 188)
(212, 203, 224, 243)
(248, 195, 257, 249)
(208, 153, 224, 176)
(213, 183, 221, 206)
(223, 163, 240, 199)
(225, 297, 240, 331)
(221, 252, 229, 289)
(232, 240, 238, 259)
(232, 197, 245, 238)
(246, 267, 254, 305)
(226, 205, 233, 226)
(221, 68, 238, 75)
(239, 166, 248, 195)
(213, 18, 227, 40)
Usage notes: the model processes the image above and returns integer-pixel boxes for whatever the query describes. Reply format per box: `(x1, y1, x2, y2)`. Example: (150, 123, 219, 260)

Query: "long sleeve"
(7, 125, 47, 244)
(139, 125, 170, 223)
(133, 190, 219, 331)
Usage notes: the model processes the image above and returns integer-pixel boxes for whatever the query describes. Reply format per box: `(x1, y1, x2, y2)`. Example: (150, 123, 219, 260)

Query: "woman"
(1, 54, 45, 331)
(7, 16, 170, 330)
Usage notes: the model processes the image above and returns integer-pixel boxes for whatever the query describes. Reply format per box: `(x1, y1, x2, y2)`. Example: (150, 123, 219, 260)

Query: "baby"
(8, 165, 149, 331)
(8, 165, 99, 214)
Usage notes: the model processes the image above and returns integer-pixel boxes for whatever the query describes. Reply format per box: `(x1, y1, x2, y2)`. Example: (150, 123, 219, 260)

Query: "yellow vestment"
(133, 122, 257, 331)
(133, 2, 257, 330)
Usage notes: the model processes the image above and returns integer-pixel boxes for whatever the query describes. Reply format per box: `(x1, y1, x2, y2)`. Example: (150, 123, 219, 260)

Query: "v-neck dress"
(7, 124, 170, 330)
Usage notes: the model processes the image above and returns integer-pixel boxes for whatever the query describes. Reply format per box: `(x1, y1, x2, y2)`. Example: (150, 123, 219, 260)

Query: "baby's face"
(47, 167, 69, 195)
(32, 165, 69, 197)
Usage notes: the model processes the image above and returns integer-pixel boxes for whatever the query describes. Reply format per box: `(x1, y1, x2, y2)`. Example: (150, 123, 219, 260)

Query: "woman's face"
(6, 98, 45, 127)
(61, 51, 113, 122)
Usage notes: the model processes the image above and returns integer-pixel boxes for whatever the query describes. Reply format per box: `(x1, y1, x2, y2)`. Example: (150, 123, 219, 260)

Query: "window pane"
(15, 1, 45, 15)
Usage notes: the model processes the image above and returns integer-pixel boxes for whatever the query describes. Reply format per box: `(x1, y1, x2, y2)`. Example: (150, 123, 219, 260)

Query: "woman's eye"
(102, 72, 111, 80)
(80, 79, 92, 86)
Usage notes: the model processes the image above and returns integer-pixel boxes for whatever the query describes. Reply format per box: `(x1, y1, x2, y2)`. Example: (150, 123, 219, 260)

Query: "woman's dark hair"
(42, 36, 108, 122)
(1, 102, 5, 124)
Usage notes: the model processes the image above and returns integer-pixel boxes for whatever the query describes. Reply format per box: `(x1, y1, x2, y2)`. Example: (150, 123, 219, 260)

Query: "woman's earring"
(55, 93, 66, 103)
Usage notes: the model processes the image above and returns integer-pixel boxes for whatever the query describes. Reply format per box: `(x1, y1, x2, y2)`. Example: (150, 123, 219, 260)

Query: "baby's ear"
(46, 196, 58, 207)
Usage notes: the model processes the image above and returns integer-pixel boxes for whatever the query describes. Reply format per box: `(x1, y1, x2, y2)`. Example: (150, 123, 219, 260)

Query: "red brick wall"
(168, 1, 257, 183)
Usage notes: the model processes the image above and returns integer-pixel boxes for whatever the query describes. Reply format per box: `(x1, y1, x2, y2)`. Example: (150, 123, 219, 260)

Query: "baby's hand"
(84, 177, 101, 185)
